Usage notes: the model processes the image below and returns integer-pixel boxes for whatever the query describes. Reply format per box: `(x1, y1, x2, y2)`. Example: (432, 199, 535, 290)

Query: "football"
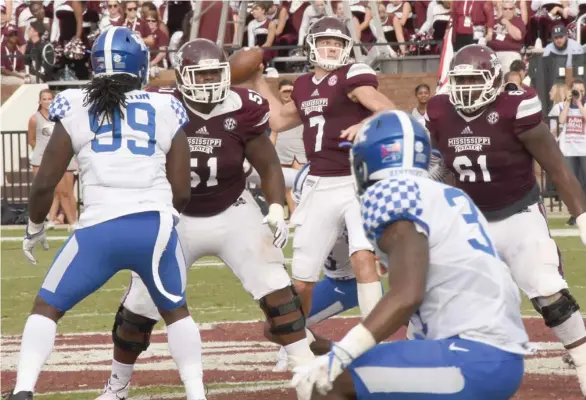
(229, 47, 264, 84)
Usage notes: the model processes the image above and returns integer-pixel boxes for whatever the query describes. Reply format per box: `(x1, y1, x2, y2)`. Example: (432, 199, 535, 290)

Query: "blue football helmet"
(351, 110, 431, 195)
(91, 27, 150, 87)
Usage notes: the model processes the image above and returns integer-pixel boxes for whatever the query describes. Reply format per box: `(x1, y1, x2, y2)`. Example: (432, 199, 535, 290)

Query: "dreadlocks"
(83, 74, 141, 128)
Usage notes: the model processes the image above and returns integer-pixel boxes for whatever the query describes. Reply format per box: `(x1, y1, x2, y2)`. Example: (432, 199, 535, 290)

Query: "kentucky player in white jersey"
(11, 27, 206, 400)
(292, 110, 531, 399)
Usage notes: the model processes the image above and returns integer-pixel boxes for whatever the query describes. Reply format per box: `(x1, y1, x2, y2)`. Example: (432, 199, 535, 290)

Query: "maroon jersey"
(291, 63, 378, 177)
(149, 86, 270, 217)
(426, 91, 543, 220)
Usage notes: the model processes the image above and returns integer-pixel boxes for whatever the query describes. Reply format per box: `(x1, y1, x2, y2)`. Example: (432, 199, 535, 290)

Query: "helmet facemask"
(177, 59, 230, 104)
(447, 63, 502, 113)
(307, 32, 352, 71)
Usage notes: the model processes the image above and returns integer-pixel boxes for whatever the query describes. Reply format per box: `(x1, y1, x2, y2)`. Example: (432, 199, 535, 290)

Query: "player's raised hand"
(263, 204, 289, 248)
(23, 220, 49, 265)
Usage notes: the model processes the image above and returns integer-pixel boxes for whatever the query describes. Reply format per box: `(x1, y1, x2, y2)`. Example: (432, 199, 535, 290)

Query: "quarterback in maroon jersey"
(252, 16, 396, 322)
(96, 39, 315, 400)
(427, 44, 586, 395)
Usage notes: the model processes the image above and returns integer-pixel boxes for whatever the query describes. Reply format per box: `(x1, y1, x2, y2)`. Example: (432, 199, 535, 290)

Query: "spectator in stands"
(543, 25, 584, 66)
(488, 0, 527, 73)
(385, 1, 413, 55)
(123, 1, 154, 46)
(527, 0, 572, 47)
(271, 79, 306, 216)
(168, 9, 192, 68)
(1, 23, 26, 84)
(2, 3, 25, 51)
(348, 0, 374, 43)
(158, 0, 193, 39)
(297, 0, 326, 46)
(27, 89, 78, 229)
(567, 0, 586, 45)
(19, 2, 50, 42)
(548, 81, 570, 135)
(24, 20, 53, 83)
(411, 83, 430, 126)
(337, 1, 360, 38)
(413, 0, 431, 30)
(504, 70, 524, 90)
(141, 1, 169, 36)
(248, 1, 276, 47)
(509, 59, 537, 94)
(550, 78, 586, 225)
(452, 0, 494, 51)
(418, 0, 451, 39)
(99, 0, 123, 31)
(145, 8, 168, 72)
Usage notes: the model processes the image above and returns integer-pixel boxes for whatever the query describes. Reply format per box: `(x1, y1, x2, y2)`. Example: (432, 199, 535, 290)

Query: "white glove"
(263, 203, 289, 248)
(23, 219, 49, 265)
(291, 324, 377, 396)
(576, 213, 586, 245)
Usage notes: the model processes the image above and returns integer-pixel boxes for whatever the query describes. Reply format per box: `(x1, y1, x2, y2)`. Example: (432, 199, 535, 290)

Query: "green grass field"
(1, 221, 586, 399)
(1, 220, 584, 336)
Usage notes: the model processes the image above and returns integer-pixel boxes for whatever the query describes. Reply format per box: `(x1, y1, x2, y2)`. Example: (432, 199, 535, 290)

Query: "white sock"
(552, 311, 586, 347)
(357, 282, 383, 319)
(13, 314, 57, 393)
(284, 337, 315, 368)
(109, 359, 134, 389)
(167, 317, 206, 400)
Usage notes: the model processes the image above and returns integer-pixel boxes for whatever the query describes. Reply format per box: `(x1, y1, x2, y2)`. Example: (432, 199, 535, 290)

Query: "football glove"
(263, 203, 289, 248)
(23, 220, 49, 265)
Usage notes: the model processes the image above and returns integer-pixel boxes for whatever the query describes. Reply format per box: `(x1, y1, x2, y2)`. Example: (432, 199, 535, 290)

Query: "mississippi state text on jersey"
(426, 91, 542, 220)
(151, 86, 270, 216)
(291, 63, 377, 177)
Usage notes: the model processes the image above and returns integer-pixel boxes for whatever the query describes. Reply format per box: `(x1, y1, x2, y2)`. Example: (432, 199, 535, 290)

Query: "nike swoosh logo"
(449, 342, 469, 352)
(334, 287, 345, 295)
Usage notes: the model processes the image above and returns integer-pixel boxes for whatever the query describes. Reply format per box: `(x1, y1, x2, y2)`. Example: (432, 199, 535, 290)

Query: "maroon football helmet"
(175, 38, 230, 103)
(447, 45, 503, 113)
(306, 16, 353, 71)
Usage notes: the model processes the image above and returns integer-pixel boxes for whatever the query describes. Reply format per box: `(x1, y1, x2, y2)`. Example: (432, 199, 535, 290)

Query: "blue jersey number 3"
(90, 102, 156, 156)
(444, 187, 496, 257)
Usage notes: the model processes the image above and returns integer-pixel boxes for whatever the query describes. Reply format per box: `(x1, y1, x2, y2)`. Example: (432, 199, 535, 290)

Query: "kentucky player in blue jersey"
(292, 110, 532, 399)
(11, 27, 206, 400)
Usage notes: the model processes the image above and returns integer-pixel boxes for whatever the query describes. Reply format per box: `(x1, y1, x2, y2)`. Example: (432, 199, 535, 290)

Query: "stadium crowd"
(1, 0, 586, 84)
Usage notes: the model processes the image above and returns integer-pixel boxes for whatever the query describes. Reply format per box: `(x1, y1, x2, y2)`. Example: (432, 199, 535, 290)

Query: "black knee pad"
(531, 289, 580, 328)
(259, 287, 306, 336)
(112, 305, 158, 353)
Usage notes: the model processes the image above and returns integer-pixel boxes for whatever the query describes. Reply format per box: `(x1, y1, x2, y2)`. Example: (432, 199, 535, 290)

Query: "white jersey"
(361, 175, 530, 355)
(49, 88, 188, 228)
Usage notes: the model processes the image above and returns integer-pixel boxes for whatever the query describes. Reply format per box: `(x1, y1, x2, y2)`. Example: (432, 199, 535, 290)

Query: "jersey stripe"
(516, 96, 542, 120)
(103, 26, 118, 75)
(396, 110, 415, 167)
(346, 63, 376, 79)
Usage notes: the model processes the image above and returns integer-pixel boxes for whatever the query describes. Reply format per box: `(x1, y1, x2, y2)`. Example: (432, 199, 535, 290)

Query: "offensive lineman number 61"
(453, 155, 491, 182)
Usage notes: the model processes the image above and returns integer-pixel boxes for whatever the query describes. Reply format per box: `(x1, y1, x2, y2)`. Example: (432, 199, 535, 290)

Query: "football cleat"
(8, 392, 33, 400)
(94, 380, 129, 400)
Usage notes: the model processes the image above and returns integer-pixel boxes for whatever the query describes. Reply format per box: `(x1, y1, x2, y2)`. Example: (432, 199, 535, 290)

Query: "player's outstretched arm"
(341, 86, 396, 141)
(28, 121, 74, 224)
(166, 129, 191, 213)
(250, 68, 302, 133)
(245, 133, 286, 207)
(518, 122, 586, 219)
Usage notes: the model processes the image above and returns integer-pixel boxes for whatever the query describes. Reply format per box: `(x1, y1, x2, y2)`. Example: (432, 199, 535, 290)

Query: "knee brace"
(259, 286, 306, 336)
(531, 289, 580, 328)
(112, 305, 158, 353)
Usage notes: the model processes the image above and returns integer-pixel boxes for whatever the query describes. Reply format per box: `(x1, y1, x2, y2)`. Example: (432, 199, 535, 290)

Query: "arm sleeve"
(240, 90, 271, 141)
(361, 179, 429, 242)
